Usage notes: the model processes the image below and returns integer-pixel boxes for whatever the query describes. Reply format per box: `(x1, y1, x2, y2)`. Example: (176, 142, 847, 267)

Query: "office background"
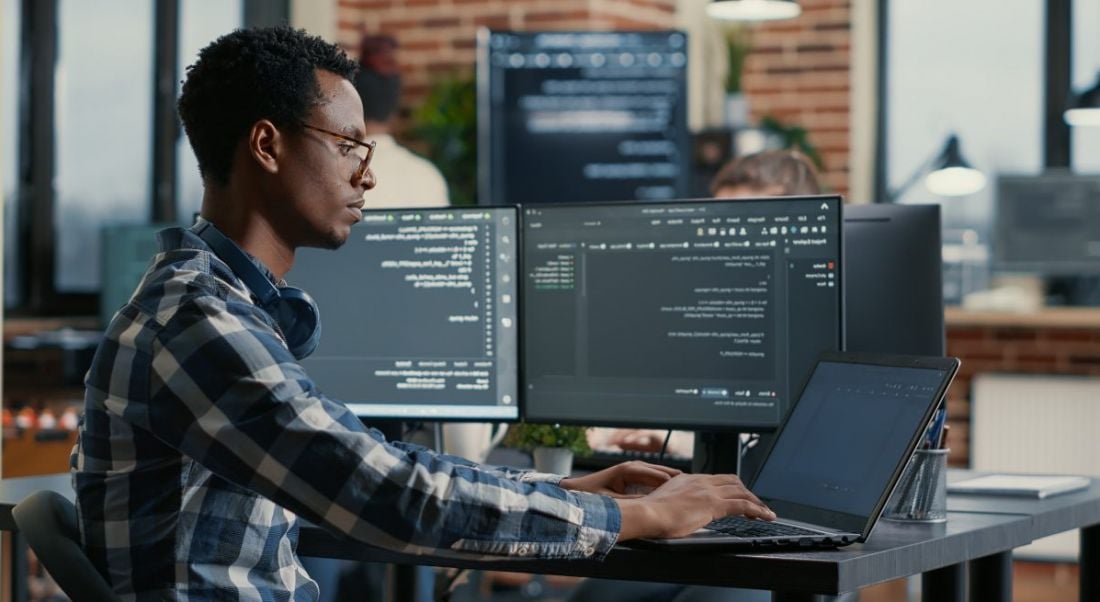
(2, 0, 1100, 600)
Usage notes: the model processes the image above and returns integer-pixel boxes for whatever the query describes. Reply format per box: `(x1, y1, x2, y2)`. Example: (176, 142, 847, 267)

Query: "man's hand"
(615, 473, 776, 540)
(607, 429, 666, 453)
(559, 461, 680, 498)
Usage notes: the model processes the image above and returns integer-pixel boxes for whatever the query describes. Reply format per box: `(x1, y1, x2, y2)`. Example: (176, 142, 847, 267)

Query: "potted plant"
(722, 26, 753, 128)
(759, 115, 825, 171)
(410, 74, 478, 206)
(505, 423, 591, 475)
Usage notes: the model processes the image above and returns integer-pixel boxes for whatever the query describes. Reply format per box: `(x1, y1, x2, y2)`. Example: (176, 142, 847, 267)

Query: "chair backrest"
(12, 490, 120, 602)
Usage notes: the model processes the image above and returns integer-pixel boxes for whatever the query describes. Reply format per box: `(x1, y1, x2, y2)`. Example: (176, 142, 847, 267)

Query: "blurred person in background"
(711, 149, 821, 198)
(354, 34, 448, 209)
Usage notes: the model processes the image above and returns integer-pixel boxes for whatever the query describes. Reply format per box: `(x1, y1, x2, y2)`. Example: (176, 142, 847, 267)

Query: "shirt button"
(584, 546, 596, 557)
(517, 545, 530, 556)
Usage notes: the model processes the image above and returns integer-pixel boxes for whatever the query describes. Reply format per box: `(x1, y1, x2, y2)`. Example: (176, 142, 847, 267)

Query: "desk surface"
(948, 470, 1100, 539)
(945, 306, 1100, 329)
(298, 511, 1030, 594)
(5, 471, 1097, 596)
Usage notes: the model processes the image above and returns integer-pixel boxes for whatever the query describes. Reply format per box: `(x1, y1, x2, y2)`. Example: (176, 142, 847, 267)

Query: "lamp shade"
(924, 135, 985, 197)
(706, 0, 801, 21)
(1064, 74, 1100, 127)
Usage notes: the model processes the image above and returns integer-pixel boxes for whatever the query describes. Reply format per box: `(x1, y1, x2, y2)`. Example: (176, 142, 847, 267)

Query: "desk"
(946, 470, 1100, 601)
(3, 473, 1098, 602)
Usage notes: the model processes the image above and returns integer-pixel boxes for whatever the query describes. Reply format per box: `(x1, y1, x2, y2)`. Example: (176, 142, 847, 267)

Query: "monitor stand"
(692, 431, 744, 475)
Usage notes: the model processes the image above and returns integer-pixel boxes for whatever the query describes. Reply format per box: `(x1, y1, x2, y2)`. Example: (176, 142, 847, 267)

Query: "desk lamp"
(889, 134, 986, 201)
(1064, 73, 1100, 127)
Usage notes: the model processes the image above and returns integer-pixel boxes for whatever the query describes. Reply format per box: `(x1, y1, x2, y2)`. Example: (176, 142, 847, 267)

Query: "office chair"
(12, 490, 120, 602)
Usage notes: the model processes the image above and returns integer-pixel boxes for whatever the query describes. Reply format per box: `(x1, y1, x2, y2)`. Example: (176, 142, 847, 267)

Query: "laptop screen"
(751, 359, 949, 520)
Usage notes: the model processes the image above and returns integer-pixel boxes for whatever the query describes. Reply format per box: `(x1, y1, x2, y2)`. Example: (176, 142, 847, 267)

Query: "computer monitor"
(844, 203, 945, 356)
(100, 224, 170, 328)
(521, 196, 844, 430)
(287, 207, 520, 421)
(994, 172, 1100, 275)
(478, 30, 689, 205)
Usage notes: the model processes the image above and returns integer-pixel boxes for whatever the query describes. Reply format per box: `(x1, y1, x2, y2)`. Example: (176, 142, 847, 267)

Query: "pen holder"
(882, 448, 949, 523)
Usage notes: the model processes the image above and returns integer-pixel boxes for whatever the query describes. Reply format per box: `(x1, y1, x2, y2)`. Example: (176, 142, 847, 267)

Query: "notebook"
(948, 474, 1091, 499)
(631, 352, 960, 551)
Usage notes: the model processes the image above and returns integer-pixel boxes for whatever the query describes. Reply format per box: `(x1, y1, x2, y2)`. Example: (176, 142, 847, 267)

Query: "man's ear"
(248, 119, 281, 175)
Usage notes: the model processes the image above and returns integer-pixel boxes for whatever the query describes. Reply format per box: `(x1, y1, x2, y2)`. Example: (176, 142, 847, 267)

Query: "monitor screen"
(994, 173, 1100, 274)
(287, 207, 520, 421)
(478, 30, 689, 205)
(751, 357, 952, 520)
(521, 196, 844, 430)
(844, 204, 944, 356)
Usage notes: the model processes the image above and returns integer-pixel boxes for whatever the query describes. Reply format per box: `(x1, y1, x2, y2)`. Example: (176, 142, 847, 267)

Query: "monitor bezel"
(476, 28, 691, 207)
(324, 204, 523, 423)
(518, 194, 846, 432)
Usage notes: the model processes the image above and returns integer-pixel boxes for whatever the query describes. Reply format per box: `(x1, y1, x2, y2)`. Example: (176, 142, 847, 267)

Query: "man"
(71, 27, 773, 600)
(353, 34, 448, 209)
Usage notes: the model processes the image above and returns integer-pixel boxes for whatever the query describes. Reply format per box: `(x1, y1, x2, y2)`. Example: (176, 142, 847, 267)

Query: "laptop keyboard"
(705, 516, 821, 538)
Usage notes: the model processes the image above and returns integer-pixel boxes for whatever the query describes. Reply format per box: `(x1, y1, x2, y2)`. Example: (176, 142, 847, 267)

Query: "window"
(885, 0, 1043, 236)
(2, 0, 20, 306)
(1072, 0, 1100, 173)
(54, 0, 154, 292)
(885, 0, 1100, 231)
(4, 0, 264, 314)
(176, 0, 243, 221)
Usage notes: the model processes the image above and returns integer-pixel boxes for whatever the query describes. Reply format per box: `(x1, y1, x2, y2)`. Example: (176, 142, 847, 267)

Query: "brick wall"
(944, 316, 1100, 466)
(741, 0, 851, 194)
(337, 0, 677, 111)
(335, 0, 852, 193)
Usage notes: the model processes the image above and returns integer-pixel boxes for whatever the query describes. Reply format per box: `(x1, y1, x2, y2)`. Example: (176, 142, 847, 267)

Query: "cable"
(658, 429, 673, 462)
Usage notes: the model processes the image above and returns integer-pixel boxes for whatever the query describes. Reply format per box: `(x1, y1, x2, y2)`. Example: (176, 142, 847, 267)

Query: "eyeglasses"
(300, 123, 376, 184)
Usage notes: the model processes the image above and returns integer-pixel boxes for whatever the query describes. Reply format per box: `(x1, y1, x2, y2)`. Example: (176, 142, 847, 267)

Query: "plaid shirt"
(71, 226, 620, 601)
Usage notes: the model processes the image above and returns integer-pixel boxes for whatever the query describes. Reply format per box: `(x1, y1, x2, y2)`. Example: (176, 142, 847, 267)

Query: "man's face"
(275, 69, 373, 250)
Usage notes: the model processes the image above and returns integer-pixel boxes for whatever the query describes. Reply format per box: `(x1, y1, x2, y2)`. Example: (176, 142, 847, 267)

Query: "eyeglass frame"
(299, 123, 376, 184)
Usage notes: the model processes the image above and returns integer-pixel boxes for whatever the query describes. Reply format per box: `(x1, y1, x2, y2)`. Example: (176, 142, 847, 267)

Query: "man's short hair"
(710, 149, 822, 196)
(178, 26, 358, 186)
(354, 34, 402, 123)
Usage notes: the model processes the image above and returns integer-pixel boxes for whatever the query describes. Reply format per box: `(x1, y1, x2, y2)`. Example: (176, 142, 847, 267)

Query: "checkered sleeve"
(386, 440, 564, 485)
(137, 295, 620, 560)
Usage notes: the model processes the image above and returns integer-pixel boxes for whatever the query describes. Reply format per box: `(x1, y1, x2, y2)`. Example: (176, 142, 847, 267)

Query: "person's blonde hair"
(710, 149, 821, 196)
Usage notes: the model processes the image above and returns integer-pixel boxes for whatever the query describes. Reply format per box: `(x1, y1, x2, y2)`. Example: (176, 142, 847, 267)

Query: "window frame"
(874, 0, 1075, 204)
(8, 0, 286, 317)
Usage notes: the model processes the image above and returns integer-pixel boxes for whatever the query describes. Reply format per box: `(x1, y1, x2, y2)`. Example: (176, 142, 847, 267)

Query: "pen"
(926, 407, 947, 449)
(937, 423, 950, 450)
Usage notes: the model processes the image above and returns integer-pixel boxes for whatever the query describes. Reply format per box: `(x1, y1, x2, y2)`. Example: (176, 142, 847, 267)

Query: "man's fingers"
(711, 483, 766, 508)
(707, 474, 747, 488)
(624, 461, 681, 478)
(724, 499, 776, 521)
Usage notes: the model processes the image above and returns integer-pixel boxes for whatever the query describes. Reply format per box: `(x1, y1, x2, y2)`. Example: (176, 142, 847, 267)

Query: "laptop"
(632, 352, 960, 551)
